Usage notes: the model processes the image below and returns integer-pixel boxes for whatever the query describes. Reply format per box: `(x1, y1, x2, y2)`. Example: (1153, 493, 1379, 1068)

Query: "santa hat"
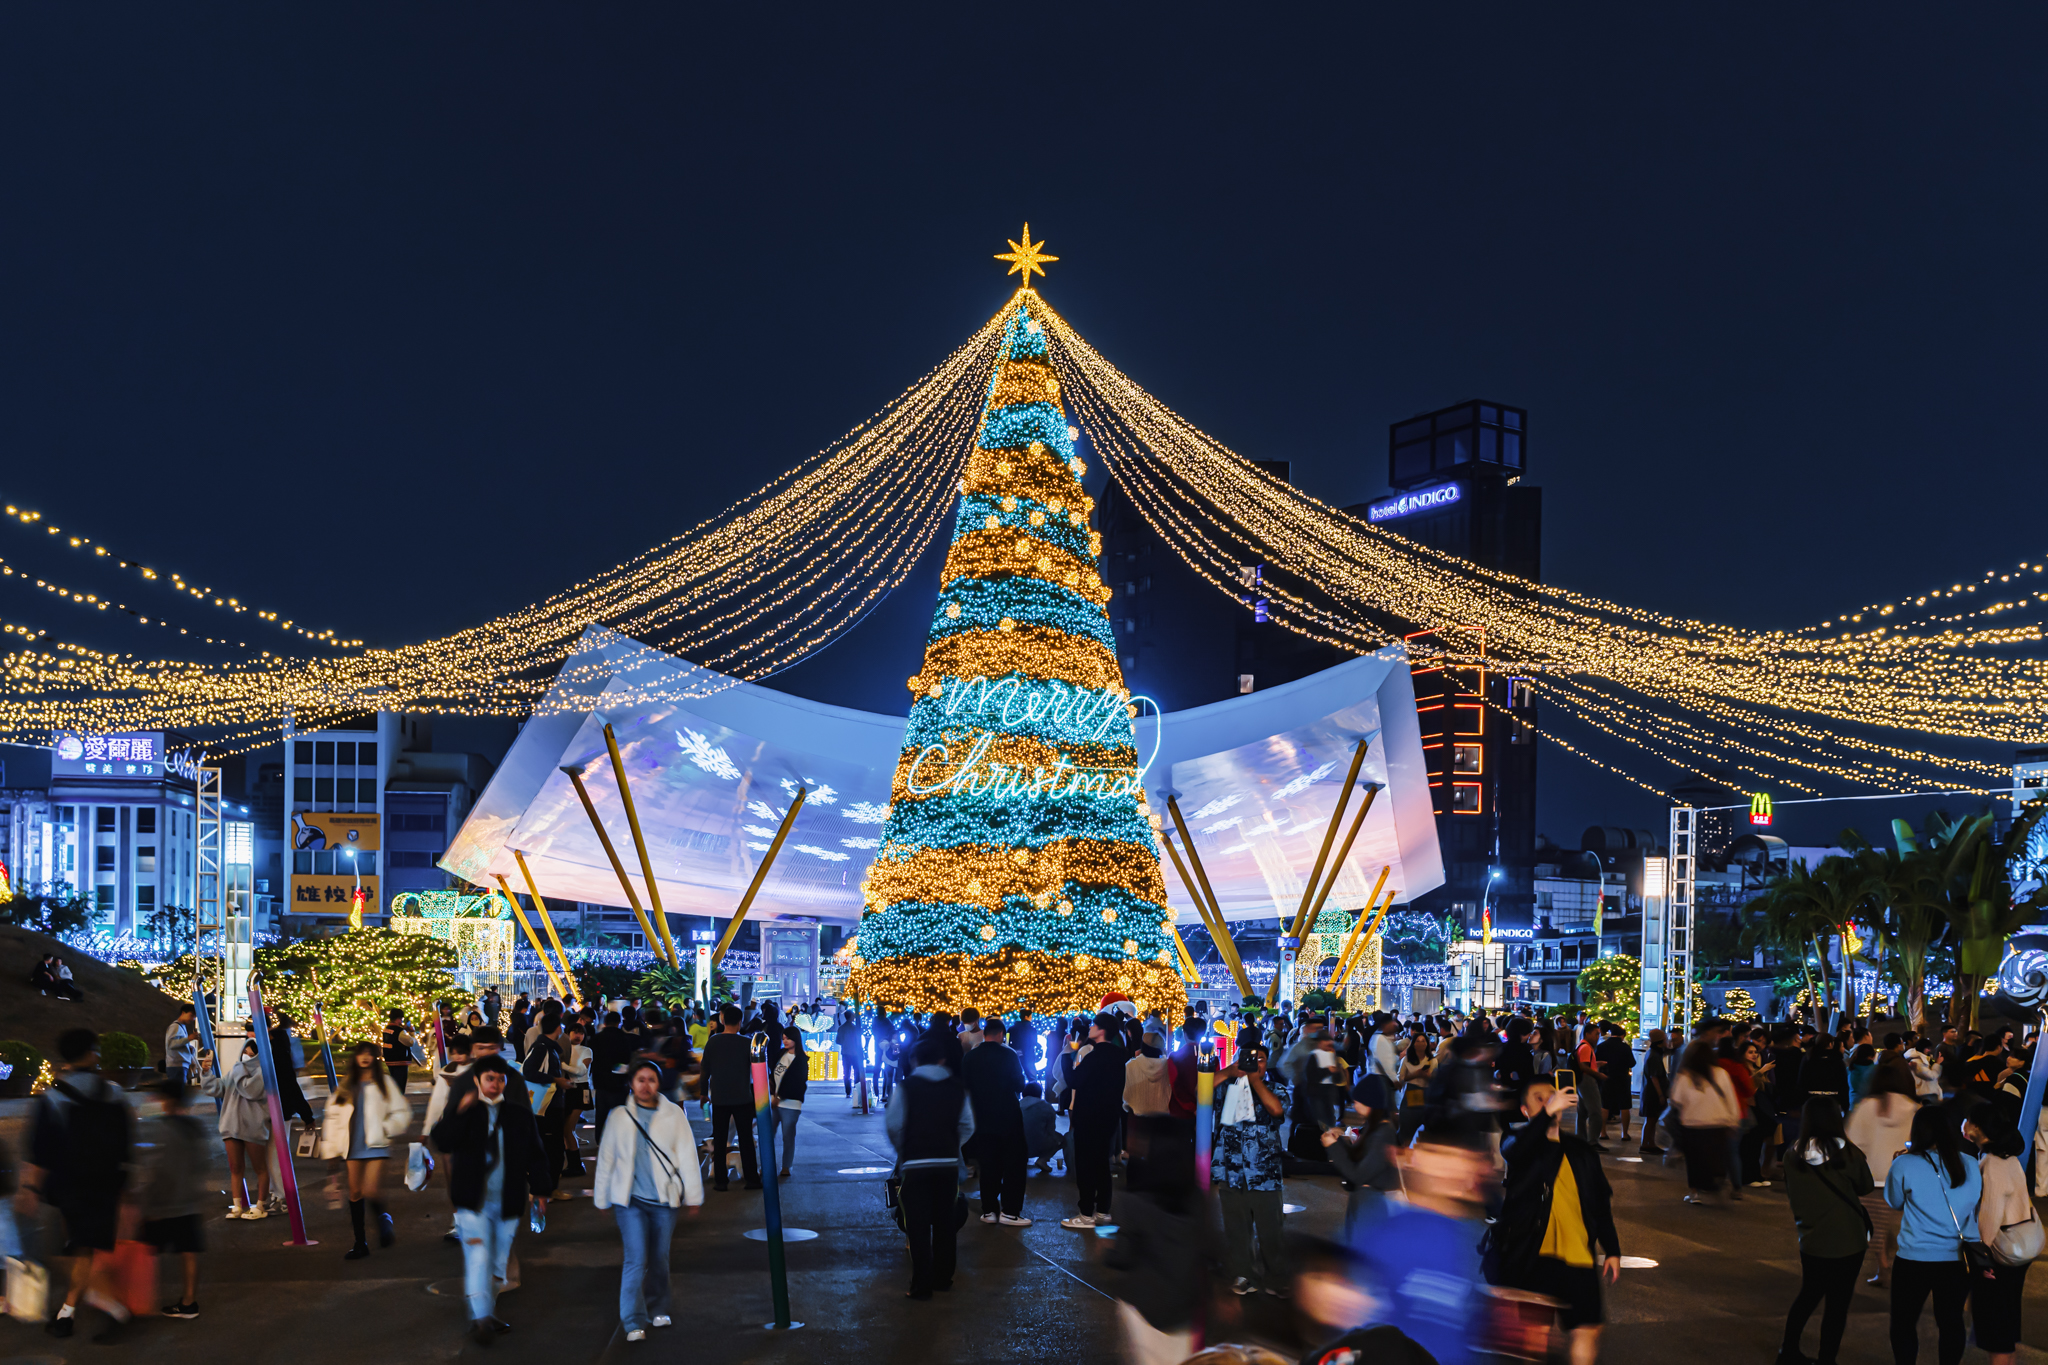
(1098, 992, 1138, 1018)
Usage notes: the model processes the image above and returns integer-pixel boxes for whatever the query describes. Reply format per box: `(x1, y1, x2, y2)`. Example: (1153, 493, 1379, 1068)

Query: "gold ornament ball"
(1102, 908, 1118, 923)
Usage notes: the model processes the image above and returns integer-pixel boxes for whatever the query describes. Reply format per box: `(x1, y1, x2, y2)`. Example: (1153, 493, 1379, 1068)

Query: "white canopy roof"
(442, 626, 1443, 927)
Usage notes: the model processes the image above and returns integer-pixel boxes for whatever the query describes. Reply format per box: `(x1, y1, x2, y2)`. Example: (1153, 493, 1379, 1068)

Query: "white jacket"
(1667, 1067, 1742, 1128)
(317, 1076, 412, 1159)
(1845, 1093, 1918, 1183)
(593, 1096, 705, 1210)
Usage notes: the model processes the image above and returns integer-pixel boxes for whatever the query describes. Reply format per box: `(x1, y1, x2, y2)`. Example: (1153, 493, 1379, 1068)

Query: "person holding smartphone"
(1214, 1044, 1290, 1296)
(1488, 1080, 1623, 1365)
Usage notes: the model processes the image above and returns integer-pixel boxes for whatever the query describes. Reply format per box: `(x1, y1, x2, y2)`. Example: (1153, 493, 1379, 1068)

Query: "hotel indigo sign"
(1368, 482, 1463, 522)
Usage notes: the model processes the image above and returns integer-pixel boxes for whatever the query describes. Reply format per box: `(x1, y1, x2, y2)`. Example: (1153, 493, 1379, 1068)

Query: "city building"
(283, 711, 499, 934)
(1094, 460, 1349, 712)
(1369, 400, 1542, 936)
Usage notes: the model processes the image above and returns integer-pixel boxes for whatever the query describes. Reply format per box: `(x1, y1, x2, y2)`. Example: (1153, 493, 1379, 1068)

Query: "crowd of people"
(11, 987, 2047, 1363)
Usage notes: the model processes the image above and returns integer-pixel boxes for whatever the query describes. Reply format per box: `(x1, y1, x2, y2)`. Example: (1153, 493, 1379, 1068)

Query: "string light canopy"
(1, 230, 2043, 799)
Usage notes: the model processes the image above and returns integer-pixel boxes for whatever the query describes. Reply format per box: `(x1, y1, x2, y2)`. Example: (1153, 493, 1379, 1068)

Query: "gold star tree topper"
(995, 224, 1058, 289)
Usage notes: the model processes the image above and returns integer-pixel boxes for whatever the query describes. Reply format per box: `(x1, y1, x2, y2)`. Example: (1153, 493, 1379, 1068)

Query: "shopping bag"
(405, 1141, 434, 1192)
(102, 1240, 155, 1316)
(5, 1257, 47, 1321)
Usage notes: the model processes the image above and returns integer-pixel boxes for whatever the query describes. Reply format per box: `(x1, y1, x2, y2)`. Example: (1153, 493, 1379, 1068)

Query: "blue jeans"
(615, 1200, 677, 1331)
(776, 1107, 800, 1170)
(454, 1207, 519, 1322)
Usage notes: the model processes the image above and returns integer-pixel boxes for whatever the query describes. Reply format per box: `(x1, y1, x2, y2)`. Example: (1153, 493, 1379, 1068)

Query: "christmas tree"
(846, 277, 1185, 1018)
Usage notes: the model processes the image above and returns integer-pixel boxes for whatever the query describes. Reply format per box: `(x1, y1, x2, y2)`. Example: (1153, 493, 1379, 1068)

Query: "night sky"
(3, 7, 2043, 850)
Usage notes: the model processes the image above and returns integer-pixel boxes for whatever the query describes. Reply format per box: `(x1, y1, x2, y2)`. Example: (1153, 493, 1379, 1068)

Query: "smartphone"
(1554, 1068, 1576, 1093)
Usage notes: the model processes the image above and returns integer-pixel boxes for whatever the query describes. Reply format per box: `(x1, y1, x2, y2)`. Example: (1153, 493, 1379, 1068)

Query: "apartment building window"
(96, 808, 116, 833)
(138, 845, 156, 873)
(95, 847, 115, 873)
(136, 808, 156, 834)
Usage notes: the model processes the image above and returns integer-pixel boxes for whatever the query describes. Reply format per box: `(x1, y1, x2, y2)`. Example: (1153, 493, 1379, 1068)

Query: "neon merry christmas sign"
(903, 675, 1161, 801)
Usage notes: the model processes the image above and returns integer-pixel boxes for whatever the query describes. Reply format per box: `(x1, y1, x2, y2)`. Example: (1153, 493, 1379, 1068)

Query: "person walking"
(1213, 1041, 1290, 1296)
(770, 1024, 808, 1178)
(593, 1060, 703, 1342)
(887, 1038, 974, 1300)
(163, 1004, 199, 1082)
(1595, 1024, 1635, 1144)
(1666, 1038, 1741, 1204)
(319, 1041, 413, 1260)
(136, 1076, 209, 1319)
(1885, 1104, 1982, 1365)
(1321, 1095, 1400, 1235)
(1638, 1029, 1671, 1156)
(1487, 1079, 1622, 1365)
(699, 1004, 760, 1191)
(1397, 1031, 1435, 1142)
(430, 1055, 554, 1344)
(1571, 1024, 1607, 1149)
(962, 1016, 1030, 1225)
(382, 1008, 419, 1096)
(1846, 1064, 1920, 1288)
(20, 1030, 134, 1341)
(521, 1014, 571, 1192)
(836, 1006, 866, 1099)
(1778, 1098, 1875, 1365)
(199, 1038, 273, 1218)
(589, 1010, 634, 1140)
(1965, 1103, 2035, 1365)
(1061, 1012, 1130, 1229)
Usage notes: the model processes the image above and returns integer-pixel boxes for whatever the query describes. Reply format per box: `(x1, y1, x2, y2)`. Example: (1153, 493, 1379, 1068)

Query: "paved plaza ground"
(1, 1087, 2047, 1363)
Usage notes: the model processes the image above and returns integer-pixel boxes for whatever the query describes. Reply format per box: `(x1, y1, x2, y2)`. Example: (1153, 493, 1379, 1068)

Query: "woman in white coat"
(319, 1042, 413, 1260)
(594, 1059, 704, 1342)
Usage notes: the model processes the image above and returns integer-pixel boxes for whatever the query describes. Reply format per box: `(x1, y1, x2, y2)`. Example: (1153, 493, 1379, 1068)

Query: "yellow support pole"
(714, 784, 806, 966)
(1305, 784, 1382, 928)
(1284, 740, 1370, 947)
(562, 765, 667, 964)
(493, 874, 571, 1002)
(512, 848, 579, 1005)
(603, 724, 683, 969)
(1334, 893, 1398, 995)
(1159, 817, 1251, 998)
(1165, 920, 1202, 985)
(1329, 867, 1394, 988)
(1165, 796, 1252, 993)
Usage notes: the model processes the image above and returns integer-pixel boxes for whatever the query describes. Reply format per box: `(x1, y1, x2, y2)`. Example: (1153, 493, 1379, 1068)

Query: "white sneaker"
(625, 1329, 646, 1342)
(1059, 1215, 1095, 1229)
(650, 1316, 671, 1328)
(999, 1213, 1033, 1227)
(979, 1212, 999, 1224)
(1092, 1213, 1114, 1226)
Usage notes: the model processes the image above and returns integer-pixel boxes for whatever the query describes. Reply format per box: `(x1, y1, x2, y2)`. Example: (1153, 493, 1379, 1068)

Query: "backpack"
(45, 1079, 128, 1201)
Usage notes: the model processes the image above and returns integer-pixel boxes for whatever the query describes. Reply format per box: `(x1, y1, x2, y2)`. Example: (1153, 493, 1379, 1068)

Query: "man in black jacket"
(962, 1025, 1030, 1225)
(886, 1038, 974, 1299)
(699, 1004, 760, 1190)
(1487, 1080, 1621, 1365)
(1061, 1012, 1130, 1228)
(1595, 1023, 1637, 1143)
(589, 1011, 634, 1138)
(429, 1056, 554, 1344)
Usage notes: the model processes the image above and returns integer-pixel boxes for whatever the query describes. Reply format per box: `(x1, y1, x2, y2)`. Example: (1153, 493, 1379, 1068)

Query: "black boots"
(345, 1198, 370, 1260)
(373, 1200, 395, 1248)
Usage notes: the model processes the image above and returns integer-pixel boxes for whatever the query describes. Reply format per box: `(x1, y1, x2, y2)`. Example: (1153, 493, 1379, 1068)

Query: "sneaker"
(999, 1213, 1033, 1227)
(47, 1315, 75, 1338)
(1092, 1213, 1114, 1225)
(625, 1329, 647, 1342)
(650, 1315, 671, 1328)
(1230, 1277, 1256, 1296)
(1060, 1215, 1095, 1229)
(164, 1301, 200, 1319)
(980, 1212, 999, 1224)
(471, 1319, 497, 1347)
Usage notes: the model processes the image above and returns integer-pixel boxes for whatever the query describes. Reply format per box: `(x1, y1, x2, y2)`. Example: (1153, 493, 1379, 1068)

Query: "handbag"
(5, 1257, 47, 1322)
(1991, 1191, 2044, 1266)
(100, 1240, 155, 1316)
(1913, 1154, 1998, 1276)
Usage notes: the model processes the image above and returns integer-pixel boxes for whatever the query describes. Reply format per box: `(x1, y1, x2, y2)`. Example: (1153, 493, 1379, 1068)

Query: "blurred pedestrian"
(1667, 1038, 1740, 1204)
(430, 1055, 554, 1344)
(21, 1029, 133, 1341)
(136, 1076, 208, 1319)
(319, 1041, 412, 1260)
(887, 1038, 973, 1300)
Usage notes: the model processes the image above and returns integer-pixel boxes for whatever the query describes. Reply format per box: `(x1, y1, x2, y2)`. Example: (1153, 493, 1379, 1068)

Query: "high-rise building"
(1095, 461, 1348, 712)
(1368, 400, 1542, 934)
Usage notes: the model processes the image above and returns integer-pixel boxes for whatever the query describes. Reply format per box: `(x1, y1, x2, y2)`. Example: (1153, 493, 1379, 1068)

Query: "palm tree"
(1848, 826, 1946, 1032)
(1899, 799, 2048, 1032)
(1742, 853, 1878, 1025)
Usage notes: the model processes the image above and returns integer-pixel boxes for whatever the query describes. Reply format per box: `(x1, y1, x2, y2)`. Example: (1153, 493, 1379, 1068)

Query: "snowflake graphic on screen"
(674, 728, 740, 781)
